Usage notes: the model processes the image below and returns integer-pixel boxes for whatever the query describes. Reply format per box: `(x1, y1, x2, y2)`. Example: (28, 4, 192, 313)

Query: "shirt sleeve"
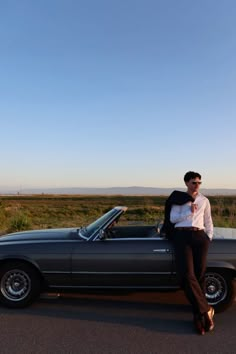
(170, 204, 193, 224)
(204, 199, 214, 240)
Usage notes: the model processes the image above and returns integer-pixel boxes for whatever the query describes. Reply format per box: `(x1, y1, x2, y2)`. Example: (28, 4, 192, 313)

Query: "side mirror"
(156, 221, 164, 234)
(98, 229, 106, 240)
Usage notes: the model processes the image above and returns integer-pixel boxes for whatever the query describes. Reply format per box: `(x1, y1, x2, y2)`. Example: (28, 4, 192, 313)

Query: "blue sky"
(1, 0, 236, 191)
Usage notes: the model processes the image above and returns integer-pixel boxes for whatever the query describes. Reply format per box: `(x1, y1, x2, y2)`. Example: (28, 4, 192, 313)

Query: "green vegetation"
(0, 194, 235, 234)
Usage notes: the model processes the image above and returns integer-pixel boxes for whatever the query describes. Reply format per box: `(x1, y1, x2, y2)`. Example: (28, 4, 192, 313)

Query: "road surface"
(0, 291, 235, 354)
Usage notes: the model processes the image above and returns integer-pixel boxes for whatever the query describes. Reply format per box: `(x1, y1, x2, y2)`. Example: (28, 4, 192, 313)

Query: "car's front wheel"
(205, 269, 235, 313)
(0, 262, 41, 308)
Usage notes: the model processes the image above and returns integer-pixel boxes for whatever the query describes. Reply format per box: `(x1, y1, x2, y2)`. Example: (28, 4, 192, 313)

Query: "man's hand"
(191, 203, 198, 213)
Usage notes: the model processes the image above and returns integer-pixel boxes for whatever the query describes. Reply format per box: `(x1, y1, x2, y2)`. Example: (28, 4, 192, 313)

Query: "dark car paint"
(0, 207, 235, 294)
(0, 228, 77, 242)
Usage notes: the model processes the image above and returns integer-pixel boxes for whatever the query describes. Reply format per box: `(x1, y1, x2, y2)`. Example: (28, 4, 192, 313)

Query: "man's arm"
(204, 199, 214, 240)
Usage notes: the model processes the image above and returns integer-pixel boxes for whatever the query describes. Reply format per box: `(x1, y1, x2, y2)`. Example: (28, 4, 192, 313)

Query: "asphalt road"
(0, 291, 235, 354)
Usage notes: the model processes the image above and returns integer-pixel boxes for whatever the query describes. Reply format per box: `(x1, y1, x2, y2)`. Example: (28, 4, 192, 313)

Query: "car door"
(71, 238, 175, 288)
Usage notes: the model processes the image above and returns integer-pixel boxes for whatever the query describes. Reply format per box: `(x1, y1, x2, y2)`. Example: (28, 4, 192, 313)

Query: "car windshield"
(79, 209, 119, 239)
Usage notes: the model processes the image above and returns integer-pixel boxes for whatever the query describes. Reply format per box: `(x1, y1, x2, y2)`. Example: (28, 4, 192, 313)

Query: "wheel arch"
(206, 261, 236, 277)
(0, 257, 46, 287)
(205, 266, 236, 312)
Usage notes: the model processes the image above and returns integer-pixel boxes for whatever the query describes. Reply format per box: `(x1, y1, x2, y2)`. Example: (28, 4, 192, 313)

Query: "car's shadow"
(1, 292, 196, 335)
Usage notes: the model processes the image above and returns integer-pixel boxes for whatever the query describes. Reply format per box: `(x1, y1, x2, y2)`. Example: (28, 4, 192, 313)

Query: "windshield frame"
(78, 207, 127, 240)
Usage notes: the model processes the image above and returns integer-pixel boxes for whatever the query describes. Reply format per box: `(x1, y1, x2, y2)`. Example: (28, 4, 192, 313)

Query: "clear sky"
(1, 0, 236, 191)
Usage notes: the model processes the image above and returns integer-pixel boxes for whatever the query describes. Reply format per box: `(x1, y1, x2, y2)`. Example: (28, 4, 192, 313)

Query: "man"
(169, 171, 214, 335)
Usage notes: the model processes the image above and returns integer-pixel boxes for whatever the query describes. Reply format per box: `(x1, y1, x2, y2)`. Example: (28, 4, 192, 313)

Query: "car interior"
(105, 223, 163, 239)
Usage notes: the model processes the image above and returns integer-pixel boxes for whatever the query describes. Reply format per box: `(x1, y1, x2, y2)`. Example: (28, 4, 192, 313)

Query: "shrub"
(8, 213, 32, 232)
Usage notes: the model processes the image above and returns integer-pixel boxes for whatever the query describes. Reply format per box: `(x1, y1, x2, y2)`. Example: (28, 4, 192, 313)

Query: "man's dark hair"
(184, 171, 201, 182)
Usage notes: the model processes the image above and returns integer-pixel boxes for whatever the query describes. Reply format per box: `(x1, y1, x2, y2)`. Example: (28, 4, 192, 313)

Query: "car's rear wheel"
(0, 262, 41, 308)
(205, 269, 235, 313)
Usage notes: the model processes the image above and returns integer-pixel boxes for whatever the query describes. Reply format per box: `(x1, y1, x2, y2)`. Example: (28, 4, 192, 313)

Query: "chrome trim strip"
(91, 238, 167, 242)
(43, 271, 70, 274)
(71, 271, 171, 275)
(49, 285, 179, 289)
(43, 271, 174, 275)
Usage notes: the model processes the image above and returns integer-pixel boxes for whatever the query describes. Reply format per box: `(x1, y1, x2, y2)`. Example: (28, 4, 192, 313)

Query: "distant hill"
(1, 186, 236, 196)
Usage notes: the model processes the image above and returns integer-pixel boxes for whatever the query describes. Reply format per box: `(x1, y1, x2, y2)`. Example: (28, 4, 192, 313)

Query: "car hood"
(0, 228, 77, 242)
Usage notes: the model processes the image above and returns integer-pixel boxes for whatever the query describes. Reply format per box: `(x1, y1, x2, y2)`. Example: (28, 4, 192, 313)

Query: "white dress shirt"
(170, 192, 214, 240)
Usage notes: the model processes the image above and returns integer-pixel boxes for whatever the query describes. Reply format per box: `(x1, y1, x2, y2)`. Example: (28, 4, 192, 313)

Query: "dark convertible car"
(0, 206, 235, 310)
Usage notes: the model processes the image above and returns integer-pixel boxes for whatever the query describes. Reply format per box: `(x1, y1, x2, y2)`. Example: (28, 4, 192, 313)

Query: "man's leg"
(191, 230, 214, 332)
(192, 230, 210, 295)
(173, 230, 209, 315)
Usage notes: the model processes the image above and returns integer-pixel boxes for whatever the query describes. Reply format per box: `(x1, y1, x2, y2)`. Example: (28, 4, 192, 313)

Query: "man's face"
(185, 177, 202, 193)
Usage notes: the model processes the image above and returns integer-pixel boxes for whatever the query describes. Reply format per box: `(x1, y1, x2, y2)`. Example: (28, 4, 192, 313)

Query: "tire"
(205, 269, 235, 313)
(0, 262, 41, 308)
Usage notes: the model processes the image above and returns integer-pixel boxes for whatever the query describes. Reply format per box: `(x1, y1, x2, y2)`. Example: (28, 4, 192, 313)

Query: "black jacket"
(161, 190, 194, 240)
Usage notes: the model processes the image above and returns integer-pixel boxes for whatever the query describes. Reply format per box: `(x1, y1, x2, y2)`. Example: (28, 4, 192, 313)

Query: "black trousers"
(173, 229, 210, 315)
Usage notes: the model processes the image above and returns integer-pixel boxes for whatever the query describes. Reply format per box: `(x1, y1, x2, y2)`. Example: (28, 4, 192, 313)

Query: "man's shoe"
(204, 306, 215, 332)
(193, 315, 205, 335)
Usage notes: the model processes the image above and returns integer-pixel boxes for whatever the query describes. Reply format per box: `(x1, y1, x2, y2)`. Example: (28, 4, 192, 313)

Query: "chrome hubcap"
(1, 269, 31, 302)
(205, 272, 227, 305)
(208, 284, 216, 293)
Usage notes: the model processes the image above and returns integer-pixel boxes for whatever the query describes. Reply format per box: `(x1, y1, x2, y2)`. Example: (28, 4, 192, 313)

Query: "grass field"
(0, 194, 236, 234)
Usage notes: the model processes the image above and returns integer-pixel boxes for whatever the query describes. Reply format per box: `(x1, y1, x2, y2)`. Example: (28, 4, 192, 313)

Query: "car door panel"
(71, 239, 175, 288)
